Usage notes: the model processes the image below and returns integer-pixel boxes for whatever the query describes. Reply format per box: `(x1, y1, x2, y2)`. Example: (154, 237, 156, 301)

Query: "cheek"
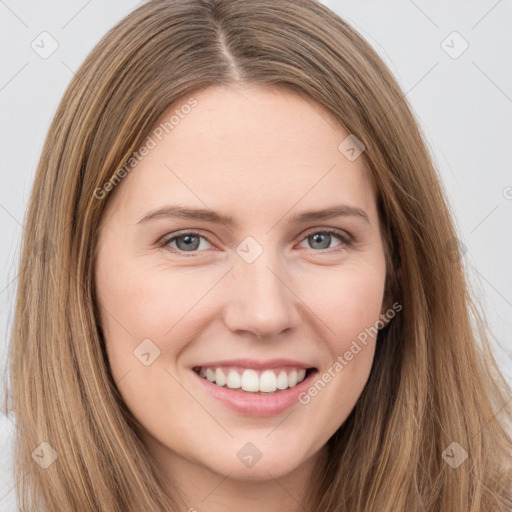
(94, 260, 210, 438)
(304, 260, 386, 348)
(96, 257, 212, 346)
(94, 257, 228, 417)
(295, 261, 386, 423)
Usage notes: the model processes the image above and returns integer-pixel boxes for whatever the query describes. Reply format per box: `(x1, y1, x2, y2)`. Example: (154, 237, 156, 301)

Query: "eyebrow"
(136, 204, 370, 227)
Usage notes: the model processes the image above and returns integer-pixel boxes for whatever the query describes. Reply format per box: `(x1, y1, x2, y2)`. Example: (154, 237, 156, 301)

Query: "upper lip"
(193, 358, 316, 370)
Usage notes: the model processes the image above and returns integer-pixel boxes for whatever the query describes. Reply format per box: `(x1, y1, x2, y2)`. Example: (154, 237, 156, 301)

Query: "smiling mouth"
(192, 366, 317, 394)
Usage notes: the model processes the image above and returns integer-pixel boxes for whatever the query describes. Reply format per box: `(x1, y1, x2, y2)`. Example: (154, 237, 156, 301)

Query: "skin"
(94, 84, 389, 512)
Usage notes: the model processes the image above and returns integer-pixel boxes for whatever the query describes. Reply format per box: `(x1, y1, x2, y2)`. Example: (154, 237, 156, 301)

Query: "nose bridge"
(223, 241, 299, 337)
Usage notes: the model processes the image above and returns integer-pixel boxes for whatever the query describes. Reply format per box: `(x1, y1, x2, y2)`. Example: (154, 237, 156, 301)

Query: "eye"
(159, 231, 213, 254)
(159, 228, 352, 256)
(297, 228, 352, 251)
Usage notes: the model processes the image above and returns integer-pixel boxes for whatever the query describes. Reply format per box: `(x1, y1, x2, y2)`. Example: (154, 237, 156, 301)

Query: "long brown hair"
(6, 0, 512, 510)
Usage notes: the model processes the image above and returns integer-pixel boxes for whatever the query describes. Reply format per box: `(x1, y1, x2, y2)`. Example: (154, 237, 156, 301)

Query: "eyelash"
(158, 228, 353, 256)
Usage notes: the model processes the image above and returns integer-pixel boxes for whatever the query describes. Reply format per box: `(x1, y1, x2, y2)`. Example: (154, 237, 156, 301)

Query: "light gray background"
(1, 1, 511, 509)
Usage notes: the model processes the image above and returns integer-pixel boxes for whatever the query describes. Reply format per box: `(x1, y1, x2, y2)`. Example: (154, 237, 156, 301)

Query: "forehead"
(104, 84, 377, 225)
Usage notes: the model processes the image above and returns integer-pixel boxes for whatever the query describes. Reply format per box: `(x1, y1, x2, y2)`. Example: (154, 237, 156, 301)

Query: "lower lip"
(192, 369, 317, 417)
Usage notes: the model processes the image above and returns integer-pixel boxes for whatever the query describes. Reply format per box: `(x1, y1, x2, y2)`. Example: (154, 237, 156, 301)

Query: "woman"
(6, 0, 512, 510)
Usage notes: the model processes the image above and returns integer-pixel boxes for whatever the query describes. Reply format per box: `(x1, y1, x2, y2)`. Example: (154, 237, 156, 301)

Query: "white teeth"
(215, 368, 227, 387)
(226, 370, 241, 389)
(276, 370, 288, 390)
(197, 366, 309, 392)
(241, 369, 259, 392)
(259, 370, 277, 392)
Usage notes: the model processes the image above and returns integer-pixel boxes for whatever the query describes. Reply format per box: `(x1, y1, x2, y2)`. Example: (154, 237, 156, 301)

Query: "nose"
(222, 254, 301, 339)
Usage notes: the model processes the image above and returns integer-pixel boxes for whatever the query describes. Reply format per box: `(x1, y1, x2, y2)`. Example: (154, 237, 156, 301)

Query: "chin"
(200, 439, 315, 482)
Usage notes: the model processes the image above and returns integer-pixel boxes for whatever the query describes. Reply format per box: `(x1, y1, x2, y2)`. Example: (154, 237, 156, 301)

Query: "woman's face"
(95, 84, 388, 485)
